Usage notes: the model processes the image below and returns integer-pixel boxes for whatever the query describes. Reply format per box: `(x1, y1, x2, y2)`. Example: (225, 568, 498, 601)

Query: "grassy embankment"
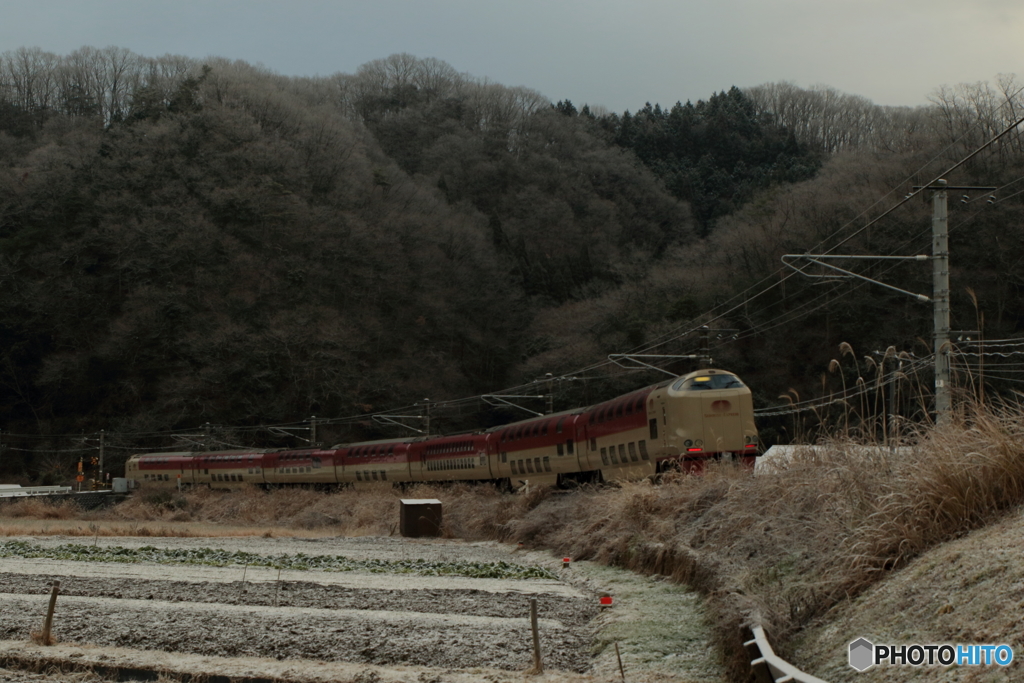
(4, 402, 1024, 680)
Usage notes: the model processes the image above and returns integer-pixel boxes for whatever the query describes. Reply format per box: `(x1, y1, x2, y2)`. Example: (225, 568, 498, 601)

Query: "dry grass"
(2, 497, 82, 520)
(5, 402, 1024, 680)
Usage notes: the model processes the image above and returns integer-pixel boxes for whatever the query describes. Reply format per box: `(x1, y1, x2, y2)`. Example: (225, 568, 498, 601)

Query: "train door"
(480, 435, 496, 480)
(651, 394, 667, 451)
(574, 420, 596, 471)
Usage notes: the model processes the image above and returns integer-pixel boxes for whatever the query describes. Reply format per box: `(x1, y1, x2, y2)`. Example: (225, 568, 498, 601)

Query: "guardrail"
(0, 485, 73, 498)
(744, 622, 829, 683)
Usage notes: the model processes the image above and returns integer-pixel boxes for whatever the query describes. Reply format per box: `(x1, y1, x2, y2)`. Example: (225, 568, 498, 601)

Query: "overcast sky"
(2, 0, 1021, 112)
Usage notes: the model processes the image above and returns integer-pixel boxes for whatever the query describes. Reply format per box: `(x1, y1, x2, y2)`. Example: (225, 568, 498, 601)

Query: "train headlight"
(684, 440, 693, 447)
(695, 440, 703, 447)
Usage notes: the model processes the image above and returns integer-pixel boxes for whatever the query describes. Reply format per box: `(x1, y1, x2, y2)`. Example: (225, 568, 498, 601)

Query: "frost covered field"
(0, 535, 724, 683)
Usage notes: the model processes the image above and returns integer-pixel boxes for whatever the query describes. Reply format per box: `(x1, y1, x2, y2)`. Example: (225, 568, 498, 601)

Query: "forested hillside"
(0, 47, 1022, 479)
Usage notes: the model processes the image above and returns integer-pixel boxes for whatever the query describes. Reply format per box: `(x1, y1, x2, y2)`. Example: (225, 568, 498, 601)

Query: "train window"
(381, 471, 387, 481)
(388, 446, 394, 455)
(590, 438, 597, 450)
(543, 457, 551, 472)
(501, 452, 507, 463)
(356, 471, 363, 481)
(600, 448, 608, 466)
(649, 419, 659, 440)
(566, 439, 574, 454)
(628, 443, 638, 462)
(372, 471, 379, 481)
(557, 443, 564, 456)
(557, 417, 565, 433)
(526, 458, 535, 474)
(635, 396, 646, 412)
(673, 374, 743, 391)
(615, 402, 624, 418)
(511, 460, 519, 474)
(610, 448, 618, 464)
(639, 440, 649, 460)
(543, 423, 549, 436)
(619, 444, 627, 463)
(625, 401, 633, 416)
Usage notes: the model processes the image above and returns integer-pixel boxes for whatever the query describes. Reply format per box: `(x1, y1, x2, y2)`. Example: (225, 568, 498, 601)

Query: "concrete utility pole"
(544, 373, 554, 415)
(915, 180, 995, 423)
(698, 326, 712, 368)
(98, 430, 105, 486)
(931, 180, 951, 419)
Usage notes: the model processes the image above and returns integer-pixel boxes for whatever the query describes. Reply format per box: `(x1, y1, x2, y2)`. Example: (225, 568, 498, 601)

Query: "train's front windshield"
(672, 374, 744, 391)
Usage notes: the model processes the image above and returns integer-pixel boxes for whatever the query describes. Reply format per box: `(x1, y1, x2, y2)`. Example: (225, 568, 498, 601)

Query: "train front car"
(647, 369, 758, 473)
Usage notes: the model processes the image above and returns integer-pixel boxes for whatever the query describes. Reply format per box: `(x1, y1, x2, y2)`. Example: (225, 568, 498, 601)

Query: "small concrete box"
(400, 498, 442, 538)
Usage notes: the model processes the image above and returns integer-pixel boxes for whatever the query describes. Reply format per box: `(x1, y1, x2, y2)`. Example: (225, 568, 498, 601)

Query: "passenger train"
(125, 369, 758, 490)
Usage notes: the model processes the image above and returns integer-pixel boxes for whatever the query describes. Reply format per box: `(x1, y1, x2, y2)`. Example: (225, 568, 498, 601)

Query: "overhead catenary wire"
(753, 354, 935, 418)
